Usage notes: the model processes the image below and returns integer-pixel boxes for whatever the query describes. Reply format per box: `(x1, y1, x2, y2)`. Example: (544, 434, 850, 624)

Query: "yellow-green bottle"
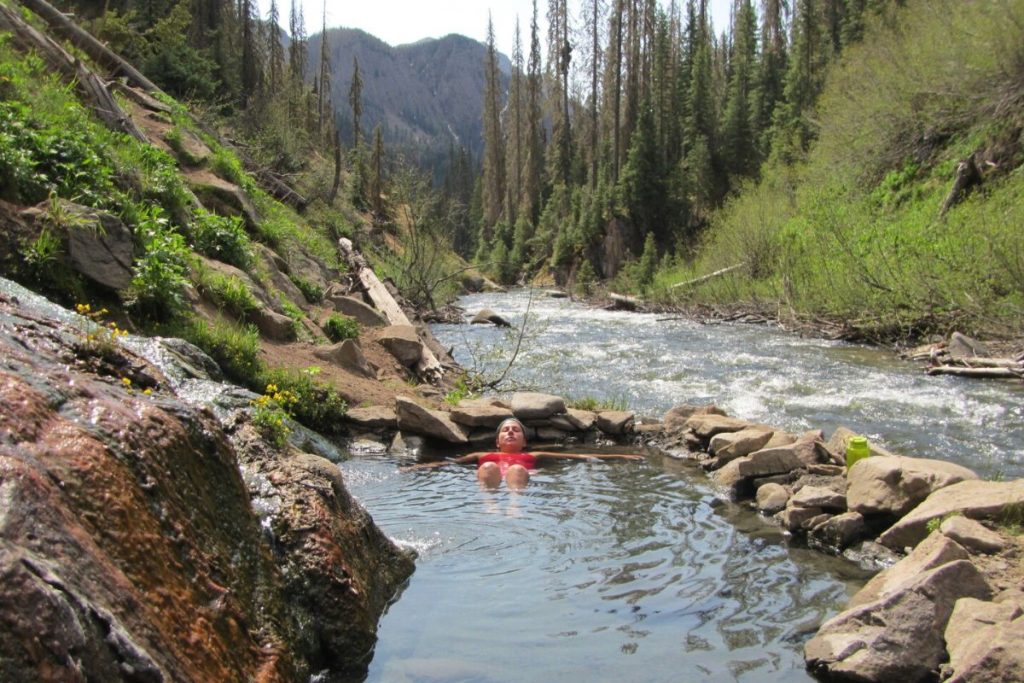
(846, 436, 870, 470)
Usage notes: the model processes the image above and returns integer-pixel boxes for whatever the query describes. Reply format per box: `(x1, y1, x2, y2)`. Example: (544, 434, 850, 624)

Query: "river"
(338, 289, 1023, 682)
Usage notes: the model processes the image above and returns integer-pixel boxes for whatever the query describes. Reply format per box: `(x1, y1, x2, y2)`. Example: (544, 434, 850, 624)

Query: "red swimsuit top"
(478, 452, 538, 470)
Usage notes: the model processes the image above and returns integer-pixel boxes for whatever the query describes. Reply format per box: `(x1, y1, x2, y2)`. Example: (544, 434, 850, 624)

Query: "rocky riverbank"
(646, 404, 1024, 683)
(0, 283, 414, 681)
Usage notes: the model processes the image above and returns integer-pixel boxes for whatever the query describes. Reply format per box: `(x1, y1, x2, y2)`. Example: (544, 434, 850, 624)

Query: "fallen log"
(338, 238, 444, 383)
(926, 365, 1023, 379)
(956, 358, 1023, 369)
(608, 293, 641, 310)
(19, 0, 163, 94)
(0, 3, 147, 142)
(670, 262, 746, 289)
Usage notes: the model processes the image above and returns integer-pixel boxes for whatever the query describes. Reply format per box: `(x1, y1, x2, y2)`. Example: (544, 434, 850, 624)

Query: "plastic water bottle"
(846, 436, 870, 470)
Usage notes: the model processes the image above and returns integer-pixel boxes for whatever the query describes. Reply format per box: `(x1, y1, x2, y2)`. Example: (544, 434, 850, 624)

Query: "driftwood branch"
(940, 154, 981, 216)
(338, 238, 444, 383)
(670, 262, 747, 289)
(926, 365, 1023, 379)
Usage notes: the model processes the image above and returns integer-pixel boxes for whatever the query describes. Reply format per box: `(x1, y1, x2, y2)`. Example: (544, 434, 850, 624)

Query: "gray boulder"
(511, 392, 566, 420)
(948, 331, 991, 361)
(449, 399, 514, 428)
(395, 397, 468, 444)
(328, 292, 388, 327)
(596, 410, 634, 435)
(313, 339, 375, 378)
(63, 205, 135, 290)
(847, 455, 979, 519)
(377, 325, 423, 367)
(470, 308, 512, 327)
(809, 512, 866, 551)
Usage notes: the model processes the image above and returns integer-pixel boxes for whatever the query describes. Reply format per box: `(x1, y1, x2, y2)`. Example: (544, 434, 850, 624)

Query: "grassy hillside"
(652, 0, 1024, 343)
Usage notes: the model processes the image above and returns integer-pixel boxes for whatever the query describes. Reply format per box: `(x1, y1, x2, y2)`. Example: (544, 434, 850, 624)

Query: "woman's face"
(496, 420, 526, 452)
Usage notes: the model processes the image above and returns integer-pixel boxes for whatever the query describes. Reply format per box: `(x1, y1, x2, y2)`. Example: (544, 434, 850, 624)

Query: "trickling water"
(339, 289, 1022, 683)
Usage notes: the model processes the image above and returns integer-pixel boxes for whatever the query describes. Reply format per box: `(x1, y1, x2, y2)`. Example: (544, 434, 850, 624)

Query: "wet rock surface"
(0, 285, 413, 681)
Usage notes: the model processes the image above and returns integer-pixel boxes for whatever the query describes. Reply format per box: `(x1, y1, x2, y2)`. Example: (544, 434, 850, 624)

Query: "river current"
(339, 289, 1023, 682)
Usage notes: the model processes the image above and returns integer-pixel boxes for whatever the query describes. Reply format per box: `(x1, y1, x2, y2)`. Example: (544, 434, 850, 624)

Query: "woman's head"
(496, 417, 527, 452)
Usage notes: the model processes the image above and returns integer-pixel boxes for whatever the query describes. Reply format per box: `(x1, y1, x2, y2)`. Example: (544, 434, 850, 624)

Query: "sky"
(260, 0, 734, 57)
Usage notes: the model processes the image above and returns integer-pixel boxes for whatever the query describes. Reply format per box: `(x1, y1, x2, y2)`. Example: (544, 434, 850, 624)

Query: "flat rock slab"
(329, 294, 388, 327)
(878, 479, 1024, 551)
(596, 410, 634, 435)
(944, 597, 1024, 683)
(511, 392, 565, 420)
(345, 405, 398, 430)
(449, 399, 514, 428)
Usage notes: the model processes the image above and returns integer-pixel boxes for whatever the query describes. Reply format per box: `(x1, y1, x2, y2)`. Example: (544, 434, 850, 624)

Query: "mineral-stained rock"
(0, 285, 413, 681)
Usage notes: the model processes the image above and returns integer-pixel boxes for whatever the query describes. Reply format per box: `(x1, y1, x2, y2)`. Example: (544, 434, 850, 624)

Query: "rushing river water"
(340, 291, 1019, 682)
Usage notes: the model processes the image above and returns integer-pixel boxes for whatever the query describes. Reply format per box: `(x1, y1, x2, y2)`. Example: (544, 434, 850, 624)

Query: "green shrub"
(290, 275, 324, 303)
(322, 313, 359, 342)
(182, 319, 264, 385)
(259, 366, 347, 434)
(128, 206, 192, 319)
(191, 209, 253, 269)
(201, 271, 259, 317)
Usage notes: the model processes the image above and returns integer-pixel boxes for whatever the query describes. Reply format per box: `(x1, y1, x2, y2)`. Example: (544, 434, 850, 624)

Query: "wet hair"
(497, 417, 526, 439)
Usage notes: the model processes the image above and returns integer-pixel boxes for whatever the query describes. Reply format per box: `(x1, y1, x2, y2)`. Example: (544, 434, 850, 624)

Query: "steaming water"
(339, 291, 1021, 682)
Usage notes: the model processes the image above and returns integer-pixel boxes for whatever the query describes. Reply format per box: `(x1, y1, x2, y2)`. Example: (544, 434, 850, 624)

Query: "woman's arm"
(531, 451, 644, 461)
(399, 452, 486, 471)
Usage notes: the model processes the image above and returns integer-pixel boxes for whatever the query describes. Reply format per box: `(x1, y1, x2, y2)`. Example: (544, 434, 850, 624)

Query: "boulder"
(846, 455, 979, 519)
(737, 446, 804, 479)
(943, 597, 1024, 683)
(805, 559, 992, 682)
(948, 331, 991, 361)
(377, 325, 423, 367)
(755, 483, 790, 514)
(548, 408, 597, 432)
(314, 339, 375, 378)
(662, 404, 726, 431)
(249, 307, 297, 341)
(62, 204, 135, 290)
(449, 399, 514, 428)
(394, 397, 468, 444)
(790, 485, 847, 511)
(940, 516, 1007, 554)
(511, 392, 566, 420)
(778, 505, 825, 531)
(879, 479, 1024, 551)
(256, 244, 308, 308)
(809, 512, 866, 551)
(187, 172, 260, 229)
(345, 405, 398, 430)
(707, 428, 774, 467)
(596, 410, 634, 435)
(470, 308, 512, 327)
(851, 532, 970, 609)
(329, 293, 388, 327)
(684, 414, 755, 440)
